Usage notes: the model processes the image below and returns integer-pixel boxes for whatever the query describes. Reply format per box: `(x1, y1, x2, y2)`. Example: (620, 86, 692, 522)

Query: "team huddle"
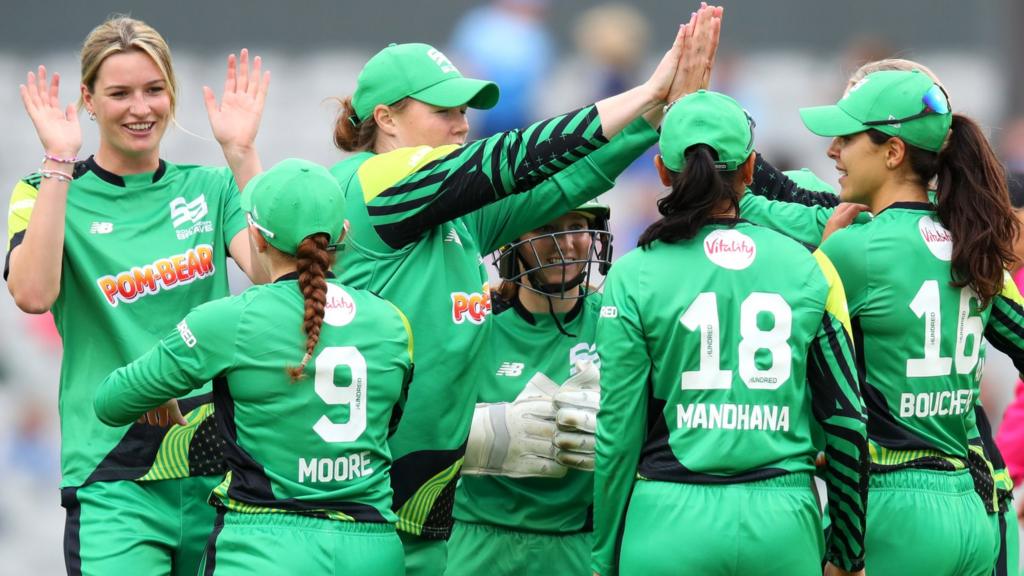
(7, 3, 1024, 576)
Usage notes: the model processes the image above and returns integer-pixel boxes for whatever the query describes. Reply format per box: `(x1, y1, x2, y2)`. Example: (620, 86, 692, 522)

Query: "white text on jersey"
(899, 389, 972, 418)
(90, 222, 114, 234)
(677, 402, 791, 432)
(298, 452, 374, 483)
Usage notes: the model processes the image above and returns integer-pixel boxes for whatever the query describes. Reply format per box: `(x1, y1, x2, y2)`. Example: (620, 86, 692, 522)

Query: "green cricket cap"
(241, 159, 346, 255)
(352, 43, 500, 122)
(571, 199, 610, 221)
(783, 168, 836, 195)
(799, 69, 951, 152)
(659, 90, 754, 172)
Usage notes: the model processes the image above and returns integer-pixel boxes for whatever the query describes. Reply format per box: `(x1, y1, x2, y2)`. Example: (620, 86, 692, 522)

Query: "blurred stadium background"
(1, 1, 1023, 572)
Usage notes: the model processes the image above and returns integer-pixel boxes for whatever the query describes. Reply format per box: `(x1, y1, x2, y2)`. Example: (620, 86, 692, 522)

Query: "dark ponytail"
(332, 96, 410, 153)
(638, 145, 742, 248)
(287, 234, 337, 382)
(936, 115, 1019, 304)
(869, 115, 1019, 305)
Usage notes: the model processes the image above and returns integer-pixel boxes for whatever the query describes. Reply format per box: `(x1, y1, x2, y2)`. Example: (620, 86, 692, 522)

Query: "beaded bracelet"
(43, 153, 77, 164)
(39, 169, 73, 184)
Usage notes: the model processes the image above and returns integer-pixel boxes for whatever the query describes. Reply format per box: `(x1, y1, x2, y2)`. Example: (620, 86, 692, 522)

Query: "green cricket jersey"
(818, 203, 1024, 470)
(330, 108, 659, 538)
(750, 157, 1023, 514)
(593, 219, 869, 574)
(453, 293, 602, 534)
(94, 275, 413, 522)
(5, 157, 246, 488)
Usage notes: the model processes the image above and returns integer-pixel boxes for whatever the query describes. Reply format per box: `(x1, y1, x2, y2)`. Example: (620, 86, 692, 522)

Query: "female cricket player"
(7, 16, 269, 575)
(592, 90, 869, 576)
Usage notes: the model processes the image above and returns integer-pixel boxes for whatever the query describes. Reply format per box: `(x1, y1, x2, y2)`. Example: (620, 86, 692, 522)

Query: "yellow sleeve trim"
(8, 180, 39, 244)
(1001, 270, 1024, 306)
(813, 249, 852, 337)
(357, 145, 460, 203)
(387, 301, 414, 363)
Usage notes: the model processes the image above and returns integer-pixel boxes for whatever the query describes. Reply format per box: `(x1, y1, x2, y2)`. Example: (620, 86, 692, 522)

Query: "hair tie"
(348, 113, 360, 127)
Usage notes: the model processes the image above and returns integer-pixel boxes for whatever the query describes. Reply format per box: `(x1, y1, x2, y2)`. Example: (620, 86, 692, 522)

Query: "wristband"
(38, 169, 73, 184)
(43, 153, 77, 164)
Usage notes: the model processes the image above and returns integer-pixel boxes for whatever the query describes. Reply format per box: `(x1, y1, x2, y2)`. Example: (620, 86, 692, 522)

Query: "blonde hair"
(846, 58, 944, 93)
(78, 16, 178, 118)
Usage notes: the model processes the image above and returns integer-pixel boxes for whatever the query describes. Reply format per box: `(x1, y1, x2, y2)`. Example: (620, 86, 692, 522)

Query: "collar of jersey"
(874, 201, 935, 216)
(511, 292, 585, 326)
(273, 271, 337, 283)
(85, 155, 167, 187)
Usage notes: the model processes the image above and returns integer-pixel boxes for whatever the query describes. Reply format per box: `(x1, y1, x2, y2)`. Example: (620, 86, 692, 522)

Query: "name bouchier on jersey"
(451, 282, 491, 324)
(96, 245, 215, 306)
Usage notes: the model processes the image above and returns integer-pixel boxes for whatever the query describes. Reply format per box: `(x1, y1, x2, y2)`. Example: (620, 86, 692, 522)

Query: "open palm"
(204, 49, 270, 151)
(20, 65, 81, 157)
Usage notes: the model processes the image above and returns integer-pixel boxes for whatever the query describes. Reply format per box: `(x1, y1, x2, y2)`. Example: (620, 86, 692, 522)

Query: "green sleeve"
(360, 106, 608, 249)
(818, 225, 871, 315)
(739, 193, 832, 247)
(808, 251, 868, 572)
(985, 277, 1024, 373)
(93, 297, 240, 426)
(218, 167, 247, 248)
(468, 116, 659, 254)
(592, 254, 650, 576)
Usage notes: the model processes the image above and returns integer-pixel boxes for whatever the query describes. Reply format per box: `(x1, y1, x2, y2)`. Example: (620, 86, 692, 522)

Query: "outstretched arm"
(7, 66, 81, 313)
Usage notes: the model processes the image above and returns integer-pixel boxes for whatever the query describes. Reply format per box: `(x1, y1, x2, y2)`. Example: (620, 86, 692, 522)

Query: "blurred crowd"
(1, 1, 1022, 572)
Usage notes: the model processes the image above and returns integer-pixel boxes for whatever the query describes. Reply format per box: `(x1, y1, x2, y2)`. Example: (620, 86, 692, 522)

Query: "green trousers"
(62, 476, 219, 576)
(865, 468, 994, 576)
(199, 510, 403, 575)
(617, 474, 823, 575)
(400, 529, 449, 576)
(446, 521, 591, 576)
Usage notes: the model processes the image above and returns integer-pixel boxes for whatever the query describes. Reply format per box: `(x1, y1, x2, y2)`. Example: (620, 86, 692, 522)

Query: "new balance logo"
(169, 195, 208, 228)
(90, 222, 114, 234)
(496, 362, 525, 377)
(445, 228, 462, 246)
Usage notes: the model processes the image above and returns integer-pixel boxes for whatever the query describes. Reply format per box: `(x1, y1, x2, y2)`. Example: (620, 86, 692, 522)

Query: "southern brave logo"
(169, 195, 214, 240)
(90, 222, 114, 234)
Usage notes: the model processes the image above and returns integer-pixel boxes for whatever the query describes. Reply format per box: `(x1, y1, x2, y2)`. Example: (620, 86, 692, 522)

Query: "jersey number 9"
(313, 346, 368, 442)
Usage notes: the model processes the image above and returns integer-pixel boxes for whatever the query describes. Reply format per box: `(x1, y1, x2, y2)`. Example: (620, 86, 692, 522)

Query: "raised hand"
(642, 17, 693, 107)
(19, 65, 81, 158)
(204, 48, 270, 154)
(666, 3, 723, 104)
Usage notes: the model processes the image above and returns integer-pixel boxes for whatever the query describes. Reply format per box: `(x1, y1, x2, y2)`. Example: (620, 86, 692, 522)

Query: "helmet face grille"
(493, 227, 614, 300)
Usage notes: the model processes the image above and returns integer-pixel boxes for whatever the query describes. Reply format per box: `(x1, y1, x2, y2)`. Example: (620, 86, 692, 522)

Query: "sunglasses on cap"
(246, 212, 276, 239)
(862, 84, 950, 127)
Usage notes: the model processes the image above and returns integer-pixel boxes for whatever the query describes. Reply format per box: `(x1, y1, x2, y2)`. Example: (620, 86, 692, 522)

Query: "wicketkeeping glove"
(463, 371, 568, 479)
(553, 360, 600, 471)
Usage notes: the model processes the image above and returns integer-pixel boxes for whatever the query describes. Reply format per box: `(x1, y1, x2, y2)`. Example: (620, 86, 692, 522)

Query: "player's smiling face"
(827, 132, 887, 204)
(392, 100, 469, 148)
(518, 213, 593, 289)
(84, 50, 171, 169)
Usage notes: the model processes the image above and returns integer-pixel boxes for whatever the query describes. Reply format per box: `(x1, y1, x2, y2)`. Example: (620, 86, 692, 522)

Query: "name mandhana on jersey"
(96, 245, 216, 307)
(678, 402, 790, 432)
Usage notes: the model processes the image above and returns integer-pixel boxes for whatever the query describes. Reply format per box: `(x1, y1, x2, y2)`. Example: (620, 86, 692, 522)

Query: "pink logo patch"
(704, 229, 757, 270)
(324, 284, 357, 326)
(918, 216, 952, 261)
